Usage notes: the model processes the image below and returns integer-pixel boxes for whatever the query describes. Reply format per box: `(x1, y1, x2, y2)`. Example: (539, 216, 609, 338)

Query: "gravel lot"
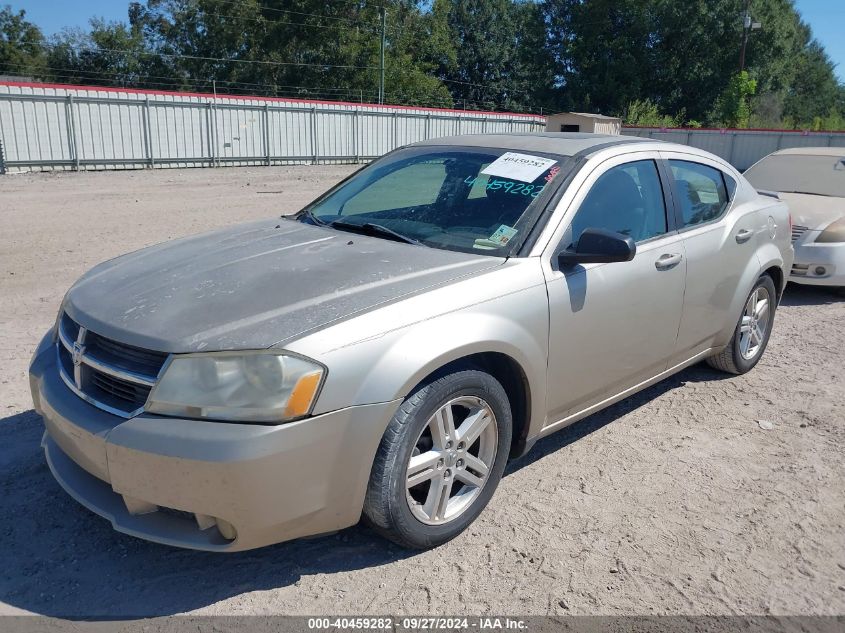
(0, 166, 843, 618)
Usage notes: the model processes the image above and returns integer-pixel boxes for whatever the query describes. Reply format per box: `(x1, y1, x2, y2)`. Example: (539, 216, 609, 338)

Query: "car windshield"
(744, 153, 845, 197)
(301, 146, 569, 255)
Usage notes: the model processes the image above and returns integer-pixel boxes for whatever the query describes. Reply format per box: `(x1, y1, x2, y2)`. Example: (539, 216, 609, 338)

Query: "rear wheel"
(363, 369, 512, 549)
(706, 275, 777, 375)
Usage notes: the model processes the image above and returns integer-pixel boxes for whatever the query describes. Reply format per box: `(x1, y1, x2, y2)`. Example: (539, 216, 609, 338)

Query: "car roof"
(412, 132, 654, 157)
(771, 146, 845, 158)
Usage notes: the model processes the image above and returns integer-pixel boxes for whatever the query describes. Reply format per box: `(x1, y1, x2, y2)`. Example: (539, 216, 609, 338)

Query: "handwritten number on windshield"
(464, 176, 545, 198)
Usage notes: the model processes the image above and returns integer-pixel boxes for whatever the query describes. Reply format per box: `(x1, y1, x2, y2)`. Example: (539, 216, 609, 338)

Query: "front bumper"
(29, 333, 401, 551)
(790, 240, 845, 286)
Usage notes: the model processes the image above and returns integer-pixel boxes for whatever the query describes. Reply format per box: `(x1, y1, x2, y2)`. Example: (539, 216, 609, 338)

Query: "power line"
(42, 42, 536, 102)
(0, 62, 375, 95)
(211, 0, 368, 25)
(44, 43, 379, 70)
(0, 62, 383, 99)
(0, 68, 542, 113)
(170, 8, 379, 34)
(0, 68, 540, 113)
(0, 65, 375, 103)
(37, 4, 546, 109)
(0, 74, 375, 102)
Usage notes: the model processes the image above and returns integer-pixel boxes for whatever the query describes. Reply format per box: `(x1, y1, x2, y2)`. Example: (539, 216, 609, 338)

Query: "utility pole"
(379, 7, 387, 105)
(739, 0, 761, 72)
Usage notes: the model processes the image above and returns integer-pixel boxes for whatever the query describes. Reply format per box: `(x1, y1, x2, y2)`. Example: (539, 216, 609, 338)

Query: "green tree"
(741, 0, 804, 97)
(622, 98, 682, 127)
(648, 0, 739, 123)
(380, 1, 454, 107)
(125, 0, 453, 105)
(47, 19, 148, 88)
(543, 0, 660, 115)
(510, 0, 555, 112)
(441, 0, 532, 111)
(3, 0, 843, 127)
(0, 5, 47, 78)
(783, 38, 840, 127)
(713, 70, 757, 128)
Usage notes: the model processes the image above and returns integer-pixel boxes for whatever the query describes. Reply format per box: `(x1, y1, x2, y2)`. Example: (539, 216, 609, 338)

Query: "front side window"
(569, 160, 668, 245)
(670, 160, 729, 228)
(304, 147, 568, 255)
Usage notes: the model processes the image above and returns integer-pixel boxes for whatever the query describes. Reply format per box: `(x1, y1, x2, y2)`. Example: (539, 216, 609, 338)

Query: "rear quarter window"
(724, 173, 738, 199)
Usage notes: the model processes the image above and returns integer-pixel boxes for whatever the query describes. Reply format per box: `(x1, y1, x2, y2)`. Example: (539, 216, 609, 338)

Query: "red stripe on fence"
(623, 124, 845, 135)
(0, 80, 545, 120)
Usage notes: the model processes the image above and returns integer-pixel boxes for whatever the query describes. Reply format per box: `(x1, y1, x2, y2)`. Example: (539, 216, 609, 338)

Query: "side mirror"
(558, 228, 636, 266)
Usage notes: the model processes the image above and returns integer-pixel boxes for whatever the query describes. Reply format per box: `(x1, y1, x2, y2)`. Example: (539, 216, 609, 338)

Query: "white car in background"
(744, 147, 845, 289)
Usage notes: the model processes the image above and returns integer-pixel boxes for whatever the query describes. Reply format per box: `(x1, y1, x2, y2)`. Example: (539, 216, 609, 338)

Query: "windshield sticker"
(473, 225, 519, 250)
(472, 224, 519, 251)
(545, 165, 561, 182)
(489, 224, 519, 245)
(481, 152, 558, 183)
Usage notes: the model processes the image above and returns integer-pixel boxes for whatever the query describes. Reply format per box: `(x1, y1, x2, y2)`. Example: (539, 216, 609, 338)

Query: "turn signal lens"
(284, 371, 324, 418)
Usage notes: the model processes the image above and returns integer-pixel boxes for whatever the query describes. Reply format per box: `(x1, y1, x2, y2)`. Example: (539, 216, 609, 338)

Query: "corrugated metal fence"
(0, 82, 545, 173)
(6, 84, 841, 175)
(624, 126, 845, 171)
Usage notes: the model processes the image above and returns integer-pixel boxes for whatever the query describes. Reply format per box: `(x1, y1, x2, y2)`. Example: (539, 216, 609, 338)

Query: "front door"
(542, 154, 687, 426)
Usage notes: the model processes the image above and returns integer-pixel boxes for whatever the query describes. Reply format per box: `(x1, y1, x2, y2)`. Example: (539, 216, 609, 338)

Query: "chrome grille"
(791, 225, 809, 244)
(56, 312, 168, 417)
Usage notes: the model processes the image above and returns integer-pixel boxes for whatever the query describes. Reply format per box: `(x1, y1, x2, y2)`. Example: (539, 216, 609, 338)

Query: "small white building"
(545, 112, 621, 135)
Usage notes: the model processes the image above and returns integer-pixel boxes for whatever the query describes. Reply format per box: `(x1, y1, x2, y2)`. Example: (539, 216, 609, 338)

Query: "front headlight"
(815, 217, 845, 243)
(146, 351, 326, 423)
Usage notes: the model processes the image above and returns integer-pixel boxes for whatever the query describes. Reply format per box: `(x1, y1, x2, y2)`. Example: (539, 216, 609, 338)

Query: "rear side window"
(669, 160, 730, 228)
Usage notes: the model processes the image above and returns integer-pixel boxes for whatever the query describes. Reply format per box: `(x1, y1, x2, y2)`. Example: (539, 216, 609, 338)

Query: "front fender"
(291, 277, 550, 438)
(357, 309, 545, 419)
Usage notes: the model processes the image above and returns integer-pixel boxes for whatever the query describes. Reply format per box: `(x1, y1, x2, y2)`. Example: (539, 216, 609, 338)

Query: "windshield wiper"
(329, 220, 422, 246)
(297, 207, 328, 226)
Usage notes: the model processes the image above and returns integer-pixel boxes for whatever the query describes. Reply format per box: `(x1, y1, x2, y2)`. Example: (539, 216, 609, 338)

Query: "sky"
(5, 0, 845, 81)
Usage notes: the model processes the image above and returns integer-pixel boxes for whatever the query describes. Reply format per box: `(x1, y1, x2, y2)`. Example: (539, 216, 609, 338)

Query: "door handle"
(735, 228, 754, 244)
(655, 253, 683, 270)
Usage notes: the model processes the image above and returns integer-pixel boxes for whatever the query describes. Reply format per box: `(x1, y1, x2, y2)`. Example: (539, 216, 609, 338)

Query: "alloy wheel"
(405, 396, 498, 525)
(739, 286, 771, 360)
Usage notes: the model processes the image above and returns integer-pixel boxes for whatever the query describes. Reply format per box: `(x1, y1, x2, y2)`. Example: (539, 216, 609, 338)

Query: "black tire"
(706, 274, 778, 375)
(363, 369, 512, 549)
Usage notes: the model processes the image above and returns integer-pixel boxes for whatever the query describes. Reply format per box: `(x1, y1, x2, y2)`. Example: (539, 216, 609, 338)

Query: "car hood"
(64, 218, 503, 353)
(778, 192, 844, 229)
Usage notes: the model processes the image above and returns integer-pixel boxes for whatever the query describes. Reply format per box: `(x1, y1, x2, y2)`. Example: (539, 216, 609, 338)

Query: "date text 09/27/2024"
(307, 617, 528, 630)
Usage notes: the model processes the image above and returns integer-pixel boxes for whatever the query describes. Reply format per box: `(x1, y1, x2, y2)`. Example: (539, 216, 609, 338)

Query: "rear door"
(542, 152, 687, 426)
(659, 151, 758, 363)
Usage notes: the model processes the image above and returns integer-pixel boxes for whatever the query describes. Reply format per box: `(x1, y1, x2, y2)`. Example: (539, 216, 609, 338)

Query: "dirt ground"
(0, 166, 843, 619)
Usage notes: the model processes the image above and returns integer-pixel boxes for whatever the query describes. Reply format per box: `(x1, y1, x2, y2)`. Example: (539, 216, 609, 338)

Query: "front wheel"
(706, 274, 778, 374)
(363, 369, 512, 549)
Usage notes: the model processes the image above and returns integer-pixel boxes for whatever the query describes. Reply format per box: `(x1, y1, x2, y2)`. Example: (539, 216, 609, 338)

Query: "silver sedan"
(29, 133, 793, 551)
(744, 147, 845, 288)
